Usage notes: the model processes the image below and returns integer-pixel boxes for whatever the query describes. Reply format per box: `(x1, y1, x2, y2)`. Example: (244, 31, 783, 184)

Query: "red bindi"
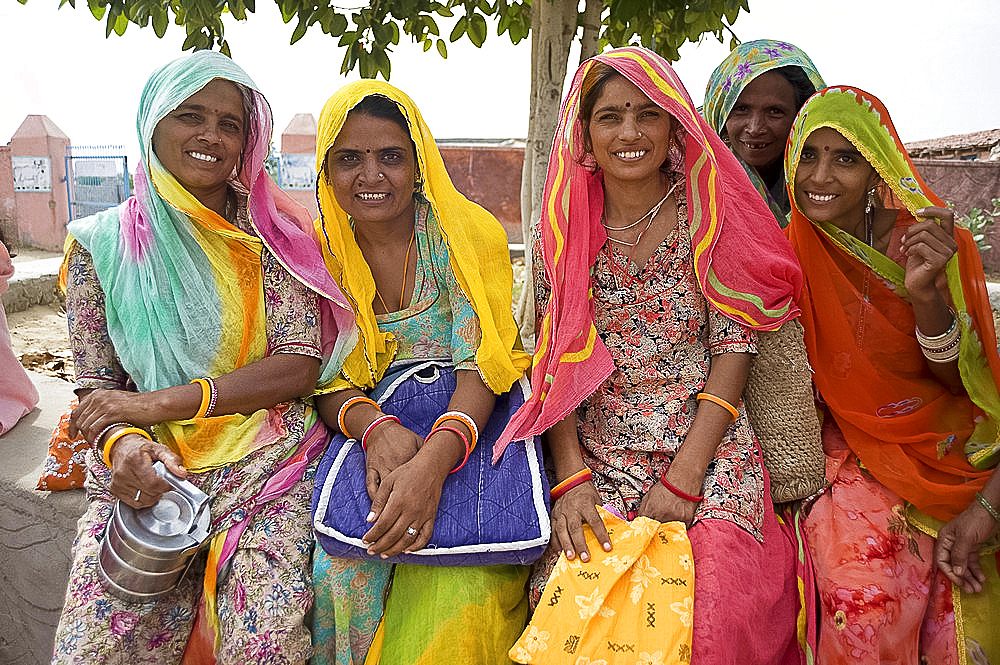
(823, 145, 830, 152)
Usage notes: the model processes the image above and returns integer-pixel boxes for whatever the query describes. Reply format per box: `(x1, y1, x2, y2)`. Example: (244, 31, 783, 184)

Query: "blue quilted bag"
(312, 359, 551, 566)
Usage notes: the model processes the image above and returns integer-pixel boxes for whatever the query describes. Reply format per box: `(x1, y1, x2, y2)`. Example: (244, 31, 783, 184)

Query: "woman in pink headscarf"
(498, 46, 807, 662)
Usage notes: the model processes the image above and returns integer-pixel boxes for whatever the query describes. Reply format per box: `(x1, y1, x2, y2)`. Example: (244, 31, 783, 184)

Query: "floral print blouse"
(534, 181, 765, 539)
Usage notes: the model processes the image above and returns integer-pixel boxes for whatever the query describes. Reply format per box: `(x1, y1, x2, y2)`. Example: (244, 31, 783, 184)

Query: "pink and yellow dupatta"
(497, 47, 803, 453)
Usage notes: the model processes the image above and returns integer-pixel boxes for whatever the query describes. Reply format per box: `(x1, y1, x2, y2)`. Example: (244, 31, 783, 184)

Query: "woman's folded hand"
(108, 434, 187, 508)
(363, 421, 422, 500)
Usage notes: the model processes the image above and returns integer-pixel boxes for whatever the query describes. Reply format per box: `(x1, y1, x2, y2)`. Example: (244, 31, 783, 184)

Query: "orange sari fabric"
(789, 201, 994, 522)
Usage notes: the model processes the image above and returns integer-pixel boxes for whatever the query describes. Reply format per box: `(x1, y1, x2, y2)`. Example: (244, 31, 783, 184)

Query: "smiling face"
(325, 111, 417, 229)
(151, 78, 245, 210)
(724, 70, 798, 172)
(793, 126, 881, 232)
(584, 75, 675, 187)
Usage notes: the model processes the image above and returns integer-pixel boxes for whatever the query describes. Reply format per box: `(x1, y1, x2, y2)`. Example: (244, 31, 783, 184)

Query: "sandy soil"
(7, 302, 74, 382)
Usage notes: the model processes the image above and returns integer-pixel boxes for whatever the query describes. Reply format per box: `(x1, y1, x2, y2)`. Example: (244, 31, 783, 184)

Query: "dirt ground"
(7, 302, 74, 382)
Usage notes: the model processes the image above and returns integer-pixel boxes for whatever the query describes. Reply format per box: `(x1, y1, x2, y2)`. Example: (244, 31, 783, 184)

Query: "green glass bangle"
(975, 491, 1000, 523)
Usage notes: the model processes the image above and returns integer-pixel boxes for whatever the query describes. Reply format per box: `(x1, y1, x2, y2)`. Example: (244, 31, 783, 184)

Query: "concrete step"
(0, 371, 84, 665)
(3, 257, 63, 315)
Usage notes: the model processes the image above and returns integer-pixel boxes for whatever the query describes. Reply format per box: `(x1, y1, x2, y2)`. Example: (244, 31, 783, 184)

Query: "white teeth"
(358, 192, 388, 201)
(616, 150, 646, 160)
(807, 192, 836, 202)
(188, 151, 218, 163)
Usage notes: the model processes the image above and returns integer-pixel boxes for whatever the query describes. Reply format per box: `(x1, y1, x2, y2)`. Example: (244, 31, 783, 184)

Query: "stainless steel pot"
(98, 461, 211, 603)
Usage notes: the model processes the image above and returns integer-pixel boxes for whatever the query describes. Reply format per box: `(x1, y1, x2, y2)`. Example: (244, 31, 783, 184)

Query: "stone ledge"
(3, 257, 63, 315)
(0, 371, 84, 665)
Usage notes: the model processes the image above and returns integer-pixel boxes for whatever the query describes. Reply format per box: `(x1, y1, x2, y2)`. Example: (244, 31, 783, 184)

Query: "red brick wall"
(439, 144, 524, 243)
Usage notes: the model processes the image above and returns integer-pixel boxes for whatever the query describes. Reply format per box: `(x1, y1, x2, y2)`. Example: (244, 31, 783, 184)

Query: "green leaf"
(151, 8, 168, 37)
(88, 0, 106, 20)
(468, 12, 487, 46)
(436, 38, 448, 58)
(375, 47, 391, 80)
(220, 40, 232, 57)
(449, 15, 467, 41)
(423, 38, 433, 51)
(329, 12, 348, 36)
(290, 18, 308, 43)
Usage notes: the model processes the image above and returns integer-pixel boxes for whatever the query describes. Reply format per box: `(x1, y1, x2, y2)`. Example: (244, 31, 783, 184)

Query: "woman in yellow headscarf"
(310, 81, 533, 665)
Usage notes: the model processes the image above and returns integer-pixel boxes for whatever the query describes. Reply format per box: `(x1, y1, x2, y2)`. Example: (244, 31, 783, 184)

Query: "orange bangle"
(102, 426, 152, 469)
(338, 396, 379, 439)
(190, 378, 211, 419)
(696, 392, 739, 421)
(550, 468, 593, 499)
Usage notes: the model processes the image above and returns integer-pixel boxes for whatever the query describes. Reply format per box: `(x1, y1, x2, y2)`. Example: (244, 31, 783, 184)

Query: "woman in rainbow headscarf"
(309, 82, 532, 664)
(497, 46, 806, 662)
(704, 39, 824, 228)
(786, 86, 1000, 662)
(51, 51, 355, 664)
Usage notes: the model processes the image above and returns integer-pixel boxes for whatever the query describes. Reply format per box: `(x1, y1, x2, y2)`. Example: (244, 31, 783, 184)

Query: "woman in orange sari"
(786, 86, 1000, 663)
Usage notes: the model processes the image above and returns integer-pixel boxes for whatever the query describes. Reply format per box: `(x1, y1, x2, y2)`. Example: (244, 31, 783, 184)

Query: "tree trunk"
(578, 0, 601, 64)
(515, 0, 577, 350)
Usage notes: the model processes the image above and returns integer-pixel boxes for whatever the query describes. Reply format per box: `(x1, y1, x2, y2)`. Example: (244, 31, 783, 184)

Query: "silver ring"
(134, 489, 142, 502)
(406, 526, 418, 536)
(377, 173, 385, 180)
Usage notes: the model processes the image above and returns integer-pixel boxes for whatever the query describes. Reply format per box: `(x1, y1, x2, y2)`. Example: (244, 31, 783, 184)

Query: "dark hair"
(577, 62, 685, 173)
(772, 66, 817, 110)
(348, 94, 411, 136)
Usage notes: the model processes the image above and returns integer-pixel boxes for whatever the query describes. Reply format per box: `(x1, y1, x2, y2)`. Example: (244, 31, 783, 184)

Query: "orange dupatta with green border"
(785, 86, 1000, 522)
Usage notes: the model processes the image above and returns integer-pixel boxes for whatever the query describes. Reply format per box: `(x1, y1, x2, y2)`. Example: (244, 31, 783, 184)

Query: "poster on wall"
(13, 156, 51, 192)
(280, 153, 315, 191)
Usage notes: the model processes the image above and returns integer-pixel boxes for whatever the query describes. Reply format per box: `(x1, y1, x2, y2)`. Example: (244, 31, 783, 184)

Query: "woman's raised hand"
(551, 481, 612, 562)
(902, 206, 957, 298)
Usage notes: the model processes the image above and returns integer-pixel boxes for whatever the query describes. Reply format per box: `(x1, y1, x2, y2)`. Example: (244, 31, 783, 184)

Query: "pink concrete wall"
(10, 116, 70, 252)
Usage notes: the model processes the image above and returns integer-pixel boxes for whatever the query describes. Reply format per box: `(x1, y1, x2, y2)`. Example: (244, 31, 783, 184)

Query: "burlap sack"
(744, 319, 826, 503)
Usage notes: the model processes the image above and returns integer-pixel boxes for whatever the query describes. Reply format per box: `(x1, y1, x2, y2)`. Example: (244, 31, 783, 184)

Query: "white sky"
(2, 0, 997, 168)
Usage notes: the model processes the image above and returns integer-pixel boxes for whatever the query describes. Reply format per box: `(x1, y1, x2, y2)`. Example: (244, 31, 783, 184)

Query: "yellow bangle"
(696, 392, 739, 421)
(102, 426, 152, 469)
(190, 378, 211, 419)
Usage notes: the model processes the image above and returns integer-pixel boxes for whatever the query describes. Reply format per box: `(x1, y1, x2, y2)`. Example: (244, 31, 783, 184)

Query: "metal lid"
(113, 462, 211, 559)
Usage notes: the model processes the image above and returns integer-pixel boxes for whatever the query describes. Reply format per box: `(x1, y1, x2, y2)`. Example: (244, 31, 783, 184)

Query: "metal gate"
(65, 145, 130, 220)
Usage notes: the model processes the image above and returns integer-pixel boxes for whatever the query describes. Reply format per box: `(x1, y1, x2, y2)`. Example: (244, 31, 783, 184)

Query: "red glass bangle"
(361, 414, 400, 451)
(426, 426, 470, 473)
(660, 473, 704, 503)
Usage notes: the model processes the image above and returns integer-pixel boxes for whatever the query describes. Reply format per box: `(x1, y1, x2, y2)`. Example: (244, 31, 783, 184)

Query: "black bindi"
(625, 101, 631, 108)
(366, 148, 371, 153)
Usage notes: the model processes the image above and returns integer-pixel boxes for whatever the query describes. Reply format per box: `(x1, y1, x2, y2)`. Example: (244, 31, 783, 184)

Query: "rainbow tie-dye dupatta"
(496, 46, 803, 454)
(66, 50, 356, 469)
(703, 39, 825, 228)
